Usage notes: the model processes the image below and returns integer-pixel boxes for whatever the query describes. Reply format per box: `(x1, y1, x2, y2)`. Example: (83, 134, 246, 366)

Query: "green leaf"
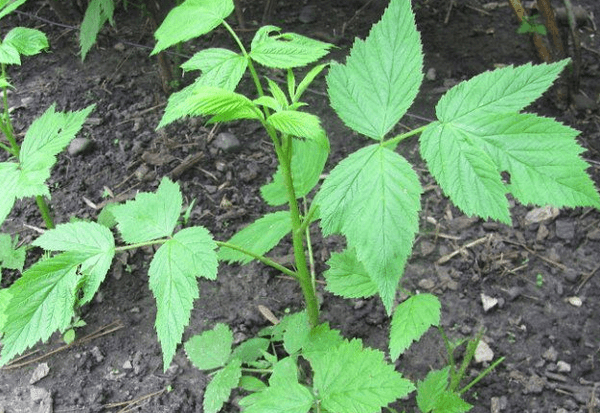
(390, 294, 441, 361)
(0, 163, 19, 225)
(32, 221, 115, 305)
(261, 135, 329, 206)
(112, 177, 182, 244)
(97, 203, 118, 228)
(181, 47, 247, 90)
(0, 288, 12, 333)
(157, 85, 260, 128)
(311, 339, 415, 413)
(149, 226, 218, 369)
(282, 311, 310, 355)
(152, 0, 234, 54)
(435, 60, 569, 123)
(204, 359, 242, 413)
(254, 95, 283, 113)
(80, 0, 115, 60)
(0, 41, 19, 65)
(0, 233, 26, 272)
(315, 145, 421, 312)
(231, 337, 270, 363)
(240, 357, 314, 413)
(433, 392, 472, 413)
(250, 26, 332, 69)
(327, 0, 423, 140)
(240, 376, 267, 392)
(0, 251, 88, 365)
(301, 323, 344, 360)
(218, 210, 291, 265)
(17, 104, 94, 199)
(324, 249, 378, 299)
(185, 323, 233, 370)
(267, 110, 328, 150)
(416, 367, 451, 413)
(2, 27, 48, 63)
(0, 0, 28, 20)
(294, 63, 328, 102)
(266, 78, 289, 108)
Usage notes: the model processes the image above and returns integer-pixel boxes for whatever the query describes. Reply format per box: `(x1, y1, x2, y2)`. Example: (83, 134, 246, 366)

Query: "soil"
(1, 0, 600, 412)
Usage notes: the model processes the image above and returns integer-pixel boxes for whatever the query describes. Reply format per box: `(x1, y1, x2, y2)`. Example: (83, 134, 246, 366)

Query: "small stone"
(113, 42, 125, 52)
(68, 137, 92, 156)
(481, 293, 498, 312)
(298, 5, 317, 23)
(213, 132, 241, 152)
(474, 340, 494, 363)
(556, 360, 571, 373)
(417, 278, 435, 290)
(490, 395, 507, 413)
(122, 360, 133, 370)
(90, 346, 104, 364)
(420, 241, 435, 256)
(524, 206, 559, 225)
(29, 386, 50, 402)
(567, 296, 583, 307)
(524, 374, 545, 394)
(564, 268, 579, 283)
(543, 346, 558, 362)
(29, 363, 50, 384)
(506, 286, 521, 301)
(555, 219, 575, 240)
(426, 67, 436, 81)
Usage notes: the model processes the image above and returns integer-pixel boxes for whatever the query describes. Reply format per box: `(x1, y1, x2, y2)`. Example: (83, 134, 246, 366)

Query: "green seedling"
(62, 316, 87, 345)
(517, 15, 548, 36)
(0, 0, 598, 412)
(536, 273, 544, 287)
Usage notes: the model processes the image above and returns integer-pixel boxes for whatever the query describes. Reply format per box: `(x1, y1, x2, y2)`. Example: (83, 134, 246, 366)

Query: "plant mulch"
(1, 0, 599, 412)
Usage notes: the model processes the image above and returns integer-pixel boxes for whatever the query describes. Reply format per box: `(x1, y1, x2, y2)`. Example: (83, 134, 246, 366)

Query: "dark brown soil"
(1, 0, 600, 412)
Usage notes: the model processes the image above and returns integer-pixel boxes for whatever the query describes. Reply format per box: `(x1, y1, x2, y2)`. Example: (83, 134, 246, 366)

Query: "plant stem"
(1, 64, 20, 157)
(459, 356, 505, 395)
(216, 241, 299, 279)
(35, 196, 55, 229)
(116, 239, 169, 251)
(383, 124, 429, 148)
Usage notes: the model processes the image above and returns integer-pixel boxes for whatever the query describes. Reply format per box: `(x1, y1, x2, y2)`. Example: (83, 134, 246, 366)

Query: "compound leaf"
(282, 311, 310, 355)
(149, 226, 218, 369)
(218, 211, 291, 265)
(32, 221, 115, 305)
(301, 323, 344, 360)
(0, 251, 88, 365)
(311, 339, 415, 413)
(185, 323, 233, 370)
(389, 293, 441, 361)
(315, 144, 421, 313)
(416, 367, 450, 413)
(261, 136, 329, 206)
(266, 110, 328, 150)
(435, 60, 569, 122)
(231, 337, 270, 363)
(181, 47, 247, 89)
(324, 249, 378, 299)
(250, 26, 332, 69)
(0, 233, 26, 272)
(327, 0, 423, 140)
(153, 0, 234, 54)
(112, 177, 182, 244)
(204, 359, 242, 413)
(80, 0, 114, 60)
(3, 27, 48, 62)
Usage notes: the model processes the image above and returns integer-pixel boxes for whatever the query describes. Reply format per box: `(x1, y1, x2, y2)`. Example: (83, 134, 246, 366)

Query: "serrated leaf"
(254, 95, 283, 112)
(0, 251, 88, 365)
(185, 323, 233, 370)
(112, 177, 182, 244)
(0, 163, 19, 225)
(158, 85, 260, 128)
(149, 226, 218, 369)
(416, 367, 451, 413)
(302, 323, 344, 360)
(97, 203, 118, 228)
(433, 391, 472, 413)
(294, 63, 328, 102)
(267, 110, 327, 150)
(0, 233, 26, 272)
(315, 144, 421, 312)
(261, 135, 329, 206)
(436, 60, 569, 123)
(390, 293, 441, 361)
(32, 221, 115, 304)
(231, 337, 270, 363)
(0, 288, 12, 332)
(80, 0, 114, 60)
(240, 375, 267, 392)
(204, 359, 242, 413)
(312, 339, 415, 413)
(218, 211, 291, 265)
(327, 0, 423, 140)
(266, 78, 289, 108)
(0, 0, 27, 20)
(152, 0, 234, 54)
(3, 27, 48, 61)
(240, 357, 314, 413)
(282, 311, 310, 355)
(250, 26, 332, 69)
(324, 248, 378, 299)
(181, 47, 247, 90)
(0, 41, 19, 64)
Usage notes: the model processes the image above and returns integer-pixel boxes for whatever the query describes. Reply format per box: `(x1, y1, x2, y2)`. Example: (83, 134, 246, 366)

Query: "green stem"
(276, 135, 319, 327)
(216, 241, 299, 279)
(382, 124, 429, 149)
(35, 196, 55, 229)
(116, 238, 169, 251)
(459, 356, 505, 395)
(303, 199, 316, 290)
(1, 64, 19, 157)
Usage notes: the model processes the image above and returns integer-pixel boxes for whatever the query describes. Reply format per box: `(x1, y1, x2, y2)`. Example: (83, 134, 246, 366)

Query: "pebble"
(557, 360, 571, 373)
(29, 386, 51, 402)
(543, 346, 558, 362)
(506, 286, 521, 301)
(90, 346, 104, 364)
(567, 296, 583, 307)
(481, 293, 498, 312)
(555, 219, 575, 240)
(213, 132, 241, 152)
(524, 374, 545, 394)
(113, 42, 125, 52)
(68, 137, 93, 156)
(524, 206, 559, 225)
(426, 67, 436, 81)
(474, 340, 494, 363)
(490, 396, 507, 413)
(564, 268, 579, 283)
(29, 363, 50, 385)
(417, 278, 435, 290)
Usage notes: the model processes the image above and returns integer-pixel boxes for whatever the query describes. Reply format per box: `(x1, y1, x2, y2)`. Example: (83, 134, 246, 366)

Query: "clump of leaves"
(0, 0, 598, 412)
